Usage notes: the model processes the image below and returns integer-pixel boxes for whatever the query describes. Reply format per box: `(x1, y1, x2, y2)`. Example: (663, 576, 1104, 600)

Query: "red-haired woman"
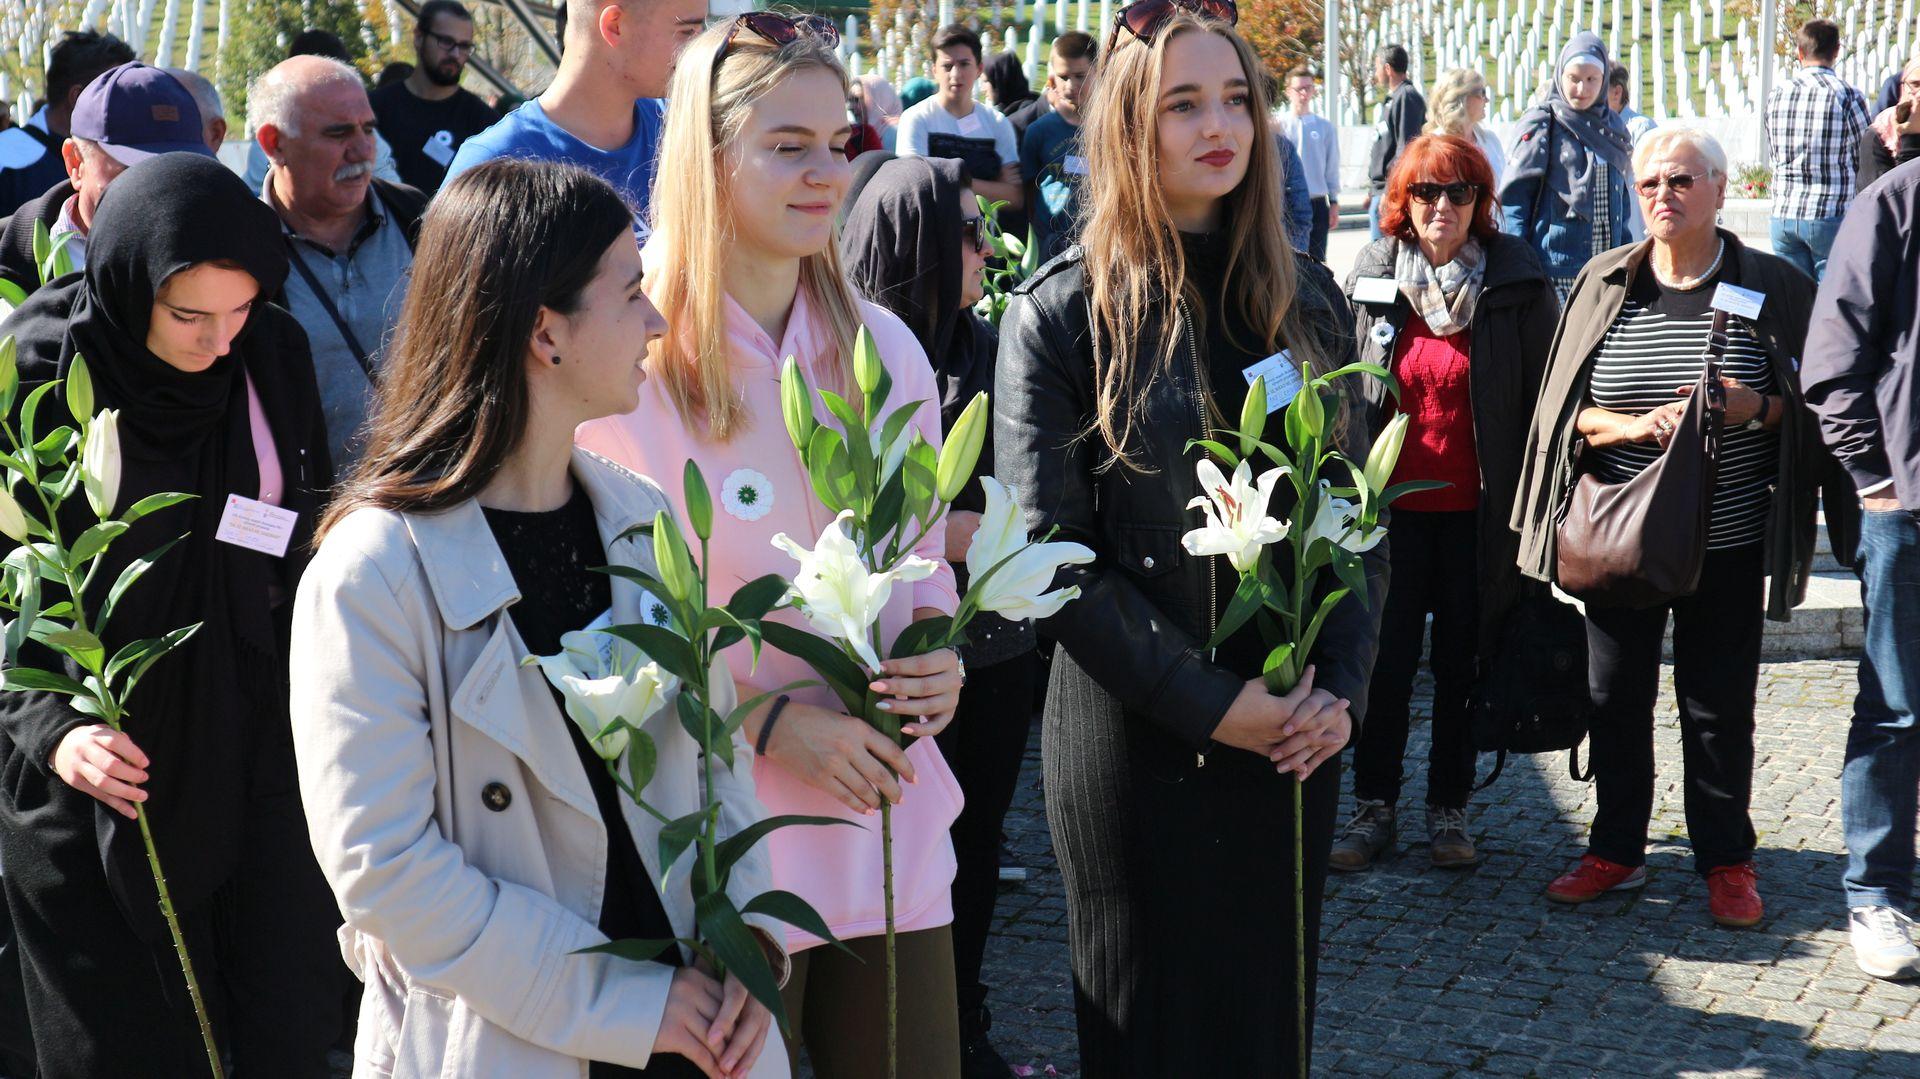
(1331, 134, 1559, 871)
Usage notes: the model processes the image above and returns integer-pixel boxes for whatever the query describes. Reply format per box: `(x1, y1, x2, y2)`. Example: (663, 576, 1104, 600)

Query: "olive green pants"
(780, 924, 960, 1079)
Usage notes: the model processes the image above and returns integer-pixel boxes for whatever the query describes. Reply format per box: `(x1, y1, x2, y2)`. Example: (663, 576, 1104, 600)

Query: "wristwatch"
(1745, 394, 1772, 432)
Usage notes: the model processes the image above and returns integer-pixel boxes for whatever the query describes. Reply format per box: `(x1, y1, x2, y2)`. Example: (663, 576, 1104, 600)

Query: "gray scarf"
(1394, 237, 1486, 337)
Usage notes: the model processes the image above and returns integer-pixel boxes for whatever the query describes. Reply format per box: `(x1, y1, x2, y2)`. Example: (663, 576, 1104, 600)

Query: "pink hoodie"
(577, 284, 962, 951)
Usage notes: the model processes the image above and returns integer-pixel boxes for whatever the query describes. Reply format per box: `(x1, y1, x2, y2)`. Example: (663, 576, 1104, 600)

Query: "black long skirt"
(1043, 651, 1339, 1078)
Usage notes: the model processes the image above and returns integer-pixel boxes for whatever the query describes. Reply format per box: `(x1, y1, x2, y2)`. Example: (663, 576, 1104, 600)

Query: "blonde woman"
(575, 16, 966, 1078)
(995, 1, 1384, 1072)
(1425, 67, 1506, 189)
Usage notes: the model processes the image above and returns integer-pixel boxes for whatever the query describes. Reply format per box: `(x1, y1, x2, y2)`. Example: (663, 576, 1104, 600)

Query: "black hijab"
(984, 52, 1040, 114)
(0, 153, 327, 940)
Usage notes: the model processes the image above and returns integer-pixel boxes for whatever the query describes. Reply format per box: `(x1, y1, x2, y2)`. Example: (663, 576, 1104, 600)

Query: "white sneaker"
(1850, 906, 1920, 980)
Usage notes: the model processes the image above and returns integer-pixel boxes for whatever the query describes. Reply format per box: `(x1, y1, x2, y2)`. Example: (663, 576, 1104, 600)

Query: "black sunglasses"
(1407, 181, 1480, 206)
(1107, 0, 1238, 51)
(962, 215, 989, 257)
(717, 12, 841, 64)
(1636, 172, 1698, 197)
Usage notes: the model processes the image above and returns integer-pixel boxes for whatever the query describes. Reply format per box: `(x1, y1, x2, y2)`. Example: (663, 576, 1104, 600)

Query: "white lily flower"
(964, 477, 1093, 621)
(1181, 457, 1290, 573)
(1302, 484, 1387, 554)
(82, 408, 120, 519)
(528, 630, 677, 761)
(772, 509, 938, 670)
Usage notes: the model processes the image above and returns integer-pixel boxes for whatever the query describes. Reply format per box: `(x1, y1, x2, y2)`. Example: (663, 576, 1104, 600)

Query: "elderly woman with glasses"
(1423, 69, 1506, 189)
(1331, 135, 1556, 873)
(1499, 33, 1638, 303)
(1858, 56, 1920, 190)
(1512, 127, 1850, 929)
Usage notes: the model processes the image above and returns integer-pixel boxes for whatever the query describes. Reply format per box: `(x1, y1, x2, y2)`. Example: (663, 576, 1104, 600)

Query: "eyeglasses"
(1635, 172, 1697, 197)
(1407, 181, 1479, 206)
(717, 12, 841, 63)
(962, 215, 989, 256)
(1107, 0, 1238, 51)
(1469, 86, 1489, 99)
(422, 30, 476, 56)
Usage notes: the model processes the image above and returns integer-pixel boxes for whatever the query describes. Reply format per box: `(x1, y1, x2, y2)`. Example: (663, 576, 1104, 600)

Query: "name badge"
(1711, 282, 1765, 319)
(956, 112, 987, 137)
(1064, 154, 1089, 176)
(1352, 276, 1399, 305)
(422, 129, 456, 167)
(1242, 350, 1305, 411)
(583, 608, 618, 670)
(215, 494, 299, 557)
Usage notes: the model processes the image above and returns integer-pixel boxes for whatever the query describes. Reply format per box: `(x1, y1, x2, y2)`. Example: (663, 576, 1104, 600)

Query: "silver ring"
(954, 651, 968, 688)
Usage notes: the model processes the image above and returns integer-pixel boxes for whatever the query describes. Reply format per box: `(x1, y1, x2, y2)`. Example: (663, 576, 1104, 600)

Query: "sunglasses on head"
(717, 12, 840, 63)
(1107, 0, 1238, 51)
(1407, 181, 1479, 206)
(1635, 172, 1697, 197)
(962, 215, 990, 256)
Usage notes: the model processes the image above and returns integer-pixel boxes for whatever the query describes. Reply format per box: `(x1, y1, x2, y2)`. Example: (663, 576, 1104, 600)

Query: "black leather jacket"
(994, 247, 1390, 756)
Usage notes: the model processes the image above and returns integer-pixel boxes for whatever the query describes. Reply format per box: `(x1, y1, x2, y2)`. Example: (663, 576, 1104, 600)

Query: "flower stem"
(882, 798, 897, 1079)
(135, 795, 224, 1078)
(1294, 774, 1306, 1078)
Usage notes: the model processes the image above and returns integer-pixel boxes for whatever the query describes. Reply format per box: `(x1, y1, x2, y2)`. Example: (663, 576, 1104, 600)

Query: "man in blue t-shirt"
(445, 0, 707, 232)
(1018, 32, 1097, 262)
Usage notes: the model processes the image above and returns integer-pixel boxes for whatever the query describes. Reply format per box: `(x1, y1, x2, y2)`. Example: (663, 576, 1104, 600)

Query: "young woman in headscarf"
(0, 152, 343, 1077)
(841, 154, 1030, 1077)
(1498, 32, 1638, 303)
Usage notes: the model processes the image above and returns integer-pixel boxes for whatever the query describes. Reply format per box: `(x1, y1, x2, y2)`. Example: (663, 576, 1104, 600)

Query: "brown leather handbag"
(1555, 310, 1729, 609)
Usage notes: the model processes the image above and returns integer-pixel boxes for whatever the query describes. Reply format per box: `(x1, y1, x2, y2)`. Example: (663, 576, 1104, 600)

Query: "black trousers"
(1352, 509, 1480, 809)
(1044, 652, 1337, 1077)
(1308, 196, 1331, 263)
(1584, 543, 1764, 874)
(934, 649, 1039, 1014)
(0, 728, 346, 1078)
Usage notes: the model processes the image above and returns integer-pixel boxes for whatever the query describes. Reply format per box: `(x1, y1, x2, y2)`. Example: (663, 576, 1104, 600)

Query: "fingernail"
(870, 681, 888, 693)
(877, 700, 893, 711)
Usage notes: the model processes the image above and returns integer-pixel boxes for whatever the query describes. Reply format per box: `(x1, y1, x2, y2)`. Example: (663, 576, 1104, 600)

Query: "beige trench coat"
(290, 449, 789, 1078)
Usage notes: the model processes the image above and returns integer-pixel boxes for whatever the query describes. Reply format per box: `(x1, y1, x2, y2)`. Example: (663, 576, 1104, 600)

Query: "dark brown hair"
(1052, 30, 1097, 63)
(933, 24, 982, 64)
(1796, 19, 1841, 63)
(316, 159, 633, 540)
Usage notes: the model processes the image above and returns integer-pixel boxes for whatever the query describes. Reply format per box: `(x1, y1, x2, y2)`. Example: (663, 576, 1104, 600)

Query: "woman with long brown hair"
(995, 3, 1384, 1072)
(291, 159, 785, 1079)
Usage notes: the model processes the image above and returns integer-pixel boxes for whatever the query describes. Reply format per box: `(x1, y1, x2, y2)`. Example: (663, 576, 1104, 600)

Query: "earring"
(551, 354, 562, 365)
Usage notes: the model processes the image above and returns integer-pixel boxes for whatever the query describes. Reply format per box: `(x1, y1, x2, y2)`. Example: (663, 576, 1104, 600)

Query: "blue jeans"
(1368, 193, 1384, 240)
(1770, 215, 1845, 282)
(1843, 509, 1920, 910)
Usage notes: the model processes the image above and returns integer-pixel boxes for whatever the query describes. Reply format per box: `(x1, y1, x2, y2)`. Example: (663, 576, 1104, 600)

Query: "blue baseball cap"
(69, 62, 214, 166)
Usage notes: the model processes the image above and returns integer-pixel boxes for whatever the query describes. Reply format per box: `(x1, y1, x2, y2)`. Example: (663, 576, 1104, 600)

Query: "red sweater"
(1387, 312, 1480, 512)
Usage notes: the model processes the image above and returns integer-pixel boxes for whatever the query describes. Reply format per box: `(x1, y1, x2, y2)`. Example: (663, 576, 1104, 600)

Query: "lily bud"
(0, 489, 28, 543)
(1364, 412, 1411, 494)
(1239, 374, 1268, 451)
(0, 334, 17, 418)
(65, 353, 92, 429)
(683, 460, 713, 542)
(780, 356, 815, 453)
(82, 408, 120, 520)
(853, 325, 884, 398)
(935, 392, 990, 503)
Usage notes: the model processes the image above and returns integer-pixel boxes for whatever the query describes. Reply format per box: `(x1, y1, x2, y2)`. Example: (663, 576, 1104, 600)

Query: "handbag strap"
(284, 237, 378, 383)
(1699, 307, 1730, 457)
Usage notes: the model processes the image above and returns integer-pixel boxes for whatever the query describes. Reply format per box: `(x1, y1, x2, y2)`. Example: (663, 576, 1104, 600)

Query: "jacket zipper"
(1178, 297, 1216, 768)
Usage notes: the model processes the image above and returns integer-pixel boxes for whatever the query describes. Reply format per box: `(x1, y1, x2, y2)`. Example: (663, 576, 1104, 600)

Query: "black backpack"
(1470, 588, 1595, 787)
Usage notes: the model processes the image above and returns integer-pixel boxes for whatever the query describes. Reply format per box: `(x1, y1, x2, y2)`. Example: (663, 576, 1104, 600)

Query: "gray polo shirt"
(266, 182, 412, 467)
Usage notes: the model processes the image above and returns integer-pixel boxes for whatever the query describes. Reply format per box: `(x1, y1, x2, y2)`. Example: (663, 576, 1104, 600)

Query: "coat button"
(1142, 555, 1156, 570)
(481, 782, 512, 812)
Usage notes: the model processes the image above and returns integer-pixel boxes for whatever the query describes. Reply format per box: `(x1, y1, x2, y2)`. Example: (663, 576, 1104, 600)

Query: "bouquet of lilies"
(0, 339, 219, 1075)
(973, 195, 1042, 327)
(764, 326, 1091, 1078)
(526, 459, 851, 1039)
(1181, 363, 1433, 1077)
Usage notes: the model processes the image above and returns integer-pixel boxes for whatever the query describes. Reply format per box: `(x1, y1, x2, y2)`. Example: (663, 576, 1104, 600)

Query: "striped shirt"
(1766, 65, 1872, 220)
(1587, 267, 1780, 549)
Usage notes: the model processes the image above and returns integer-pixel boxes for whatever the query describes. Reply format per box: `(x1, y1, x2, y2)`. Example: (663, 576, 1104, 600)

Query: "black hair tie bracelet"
(755, 694, 792, 756)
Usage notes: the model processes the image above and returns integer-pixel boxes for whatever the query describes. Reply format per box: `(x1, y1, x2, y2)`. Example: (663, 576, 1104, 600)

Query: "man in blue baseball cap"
(0, 61, 212, 296)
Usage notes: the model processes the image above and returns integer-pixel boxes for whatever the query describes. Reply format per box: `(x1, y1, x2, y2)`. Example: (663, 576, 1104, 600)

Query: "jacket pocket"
(391, 984, 458, 1079)
(1111, 523, 1183, 580)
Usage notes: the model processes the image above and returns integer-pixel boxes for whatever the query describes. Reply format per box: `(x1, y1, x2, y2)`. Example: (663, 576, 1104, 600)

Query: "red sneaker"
(1706, 862, 1764, 927)
(1546, 854, 1647, 904)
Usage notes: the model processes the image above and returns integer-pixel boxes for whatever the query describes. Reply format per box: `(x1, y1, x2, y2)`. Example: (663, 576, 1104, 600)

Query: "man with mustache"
(370, 0, 499, 196)
(251, 54, 426, 467)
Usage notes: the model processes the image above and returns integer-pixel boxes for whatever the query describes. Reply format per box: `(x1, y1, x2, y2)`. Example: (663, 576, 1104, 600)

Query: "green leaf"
(723, 680, 817, 737)
(869, 467, 907, 550)
(759, 621, 870, 715)
(65, 354, 92, 428)
(678, 692, 732, 768)
(0, 334, 18, 419)
(742, 889, 855, 956)
(655, 809, 705, 886)
(4, 572, 40, 664)
(875, 402, 918, 475)
(725, 574, 790, 623)
(1186, 438, 1243, 467)
(40, 626, 104, 672)
(601, 623, 703, 685)
(1330, 547, 1369, 607)
(1207, 573, 1272, 649)
(682, 460, 713, 542)
(99, 536, 187, 632)
(116, 491, 196, 526)
(1297, 586, 1352, 661)
(625, 729, 658, 793)
(713, 815, 856, 885)
(821, 390, 876, 498)
(696, 892, 791, 1035)
(888, 616, 954, 660)
(1262, 643, 1298, 693)
(0, 667, 89, 696)
(31, 425, 75, 466)
(805, 425, 857, 514)
(68, 521, 128, 568)
(900, 436, 938, 530)
(16, 381, 58, 463)
(576, 937, 684, 964)
(1381, 479, 1451, 503)
(107, 623, 202, 689)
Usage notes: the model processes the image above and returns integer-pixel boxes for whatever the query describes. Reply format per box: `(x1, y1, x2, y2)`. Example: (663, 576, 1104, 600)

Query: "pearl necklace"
(1654, 239, 1725, 290)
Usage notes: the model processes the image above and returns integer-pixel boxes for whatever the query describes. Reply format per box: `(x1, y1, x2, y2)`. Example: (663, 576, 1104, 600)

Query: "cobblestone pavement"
(979, 658, 1920, 1077)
